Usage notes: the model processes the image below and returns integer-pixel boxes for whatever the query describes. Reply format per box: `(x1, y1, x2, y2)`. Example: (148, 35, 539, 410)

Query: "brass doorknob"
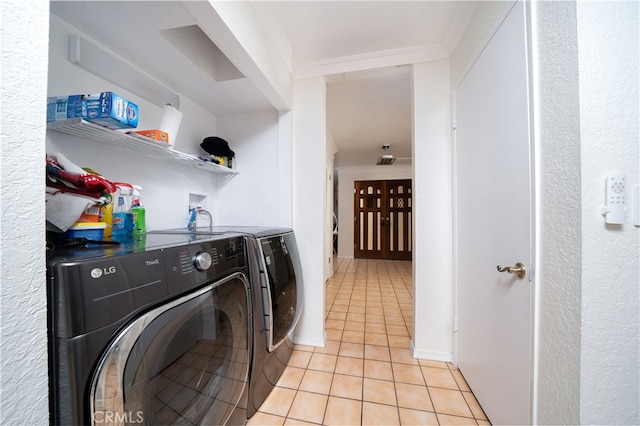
(497, 262, 526, 280)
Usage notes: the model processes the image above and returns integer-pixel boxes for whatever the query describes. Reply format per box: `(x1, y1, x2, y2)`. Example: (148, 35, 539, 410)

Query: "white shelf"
(47, 118, 238, 175)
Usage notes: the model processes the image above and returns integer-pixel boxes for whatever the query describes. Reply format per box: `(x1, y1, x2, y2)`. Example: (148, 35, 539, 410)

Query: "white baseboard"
(293, 331, 327, 348)
(410, 340, 453, 362)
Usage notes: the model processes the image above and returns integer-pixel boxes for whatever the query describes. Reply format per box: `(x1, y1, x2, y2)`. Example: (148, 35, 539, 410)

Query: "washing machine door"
(259, 233, 300, 352)
(90, 272, 250, 426)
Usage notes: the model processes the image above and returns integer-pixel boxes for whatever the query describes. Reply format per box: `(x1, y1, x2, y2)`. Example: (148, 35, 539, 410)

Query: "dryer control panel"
(165, 235, 247, 295)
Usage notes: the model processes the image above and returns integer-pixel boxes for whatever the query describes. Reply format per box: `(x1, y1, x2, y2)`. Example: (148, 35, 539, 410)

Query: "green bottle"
(131, 206, 146, 235)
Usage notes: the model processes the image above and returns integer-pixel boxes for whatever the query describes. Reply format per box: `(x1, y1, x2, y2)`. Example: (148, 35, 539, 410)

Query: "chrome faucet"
(188, 207, 213, 232)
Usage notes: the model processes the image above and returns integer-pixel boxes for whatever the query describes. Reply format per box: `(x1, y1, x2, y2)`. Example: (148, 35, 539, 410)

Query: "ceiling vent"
(376, 155, 396, 165)
(376, 145, 396, 165)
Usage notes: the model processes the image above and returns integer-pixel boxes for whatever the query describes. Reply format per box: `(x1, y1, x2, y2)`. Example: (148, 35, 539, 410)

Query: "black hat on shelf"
(200, 136, 235, 158)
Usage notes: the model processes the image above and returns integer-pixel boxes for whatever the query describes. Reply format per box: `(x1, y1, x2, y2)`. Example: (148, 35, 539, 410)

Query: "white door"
(453, 2, 534, 425)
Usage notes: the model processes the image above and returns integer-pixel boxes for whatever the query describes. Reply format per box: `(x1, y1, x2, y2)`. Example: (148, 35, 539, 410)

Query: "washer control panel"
(194, 251, 213, 271)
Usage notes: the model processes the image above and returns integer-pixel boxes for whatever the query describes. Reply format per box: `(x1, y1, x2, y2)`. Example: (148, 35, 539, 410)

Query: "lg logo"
(90, 266, 116, 279)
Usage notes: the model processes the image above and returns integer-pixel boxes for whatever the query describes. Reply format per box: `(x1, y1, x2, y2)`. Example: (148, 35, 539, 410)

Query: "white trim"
(451, 89, 460, 369)
(336, 164, 412, 175)
(293, 332, 327, 348)
(295, 45, 449, 80)
(250, 1, 293, 73)
(411, 340, 453, 362)
(442, 2, 479, 53)
(451, 1, 516, 91)
(524, 1, 539, 424)
(326, 132, 338, 156)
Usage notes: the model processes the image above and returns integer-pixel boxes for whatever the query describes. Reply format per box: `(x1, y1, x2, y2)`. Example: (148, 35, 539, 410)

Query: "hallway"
(248, 259, 489, 425)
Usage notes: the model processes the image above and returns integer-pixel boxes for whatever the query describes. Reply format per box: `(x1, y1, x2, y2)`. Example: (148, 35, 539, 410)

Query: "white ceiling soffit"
(159, 25, 245, 83)
(50, 1, 275, 116)
(252, 1, 477, 79)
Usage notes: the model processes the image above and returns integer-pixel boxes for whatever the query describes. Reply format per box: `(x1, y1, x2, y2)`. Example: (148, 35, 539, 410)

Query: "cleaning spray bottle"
(187, 207, 197, 231)
(112, 183, 134, 238)
(131, 185, 146, 235)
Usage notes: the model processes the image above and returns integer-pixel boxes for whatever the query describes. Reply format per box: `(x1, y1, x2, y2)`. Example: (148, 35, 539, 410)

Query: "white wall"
(335, 165, 411, 258)
(411, 60, 453, 361)
(450, 1, 514, 88)
(0, 0, 49, 423)
(577, 2, 639, 424)
(292, 77, 326, 347)
(215, 111, 282, 226)
(278, 111, 294, 227)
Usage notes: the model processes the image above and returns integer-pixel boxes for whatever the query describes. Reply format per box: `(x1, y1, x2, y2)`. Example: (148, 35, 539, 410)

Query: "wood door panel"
(387, 180, 412, 260)
(355, 181, 384, 259)
(355, 179, 411, 260)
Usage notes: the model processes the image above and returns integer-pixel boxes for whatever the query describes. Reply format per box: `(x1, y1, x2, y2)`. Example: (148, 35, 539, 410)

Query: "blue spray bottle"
(187, 207, 197, 231)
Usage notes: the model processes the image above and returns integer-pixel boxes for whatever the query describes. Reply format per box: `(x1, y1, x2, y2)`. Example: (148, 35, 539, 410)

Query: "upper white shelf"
(47, 118, 238, 175)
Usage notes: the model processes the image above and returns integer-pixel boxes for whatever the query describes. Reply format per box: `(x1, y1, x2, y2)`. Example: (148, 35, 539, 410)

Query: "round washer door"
(90, 273, 250, 426)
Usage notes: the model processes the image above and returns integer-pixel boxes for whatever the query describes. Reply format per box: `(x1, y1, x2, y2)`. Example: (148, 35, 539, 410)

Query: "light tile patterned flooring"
(247, 258, 490, 425)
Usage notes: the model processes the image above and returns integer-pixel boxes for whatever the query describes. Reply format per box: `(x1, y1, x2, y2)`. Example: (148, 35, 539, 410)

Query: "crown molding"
(294, 44, 449, 80)
(336, 163, 412, 175)
(324, 65, 412, 84)
(442, 1, 478, 54)
(327, 132, 338, 156)
(249, 1, 293, 74)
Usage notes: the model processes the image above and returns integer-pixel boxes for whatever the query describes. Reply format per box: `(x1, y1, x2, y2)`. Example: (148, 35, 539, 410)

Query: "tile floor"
(247, 258, 490, 425)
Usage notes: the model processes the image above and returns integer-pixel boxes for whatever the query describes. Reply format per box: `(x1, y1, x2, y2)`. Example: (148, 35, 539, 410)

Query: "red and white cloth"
(45, 153, 117, 232)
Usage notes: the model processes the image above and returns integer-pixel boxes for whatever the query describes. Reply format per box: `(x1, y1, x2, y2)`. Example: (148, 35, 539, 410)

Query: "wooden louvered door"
(354, 179, 412, 260)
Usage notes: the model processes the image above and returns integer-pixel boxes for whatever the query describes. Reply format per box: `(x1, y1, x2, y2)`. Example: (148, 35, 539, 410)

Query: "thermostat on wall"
(603, 174, 626, 224)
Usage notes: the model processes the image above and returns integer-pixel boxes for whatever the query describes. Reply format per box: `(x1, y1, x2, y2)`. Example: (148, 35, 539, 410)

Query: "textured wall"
(577, 2, 640, 424)
(0, 0, 50, 424)
(531, 2, 583, 424)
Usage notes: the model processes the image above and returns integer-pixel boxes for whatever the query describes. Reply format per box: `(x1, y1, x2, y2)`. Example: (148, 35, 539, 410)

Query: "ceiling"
(50, 1, 475, 168)
(325, 66, 413, 167)
(260, 1, 475, 167)
(259, 1, 475, 168)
